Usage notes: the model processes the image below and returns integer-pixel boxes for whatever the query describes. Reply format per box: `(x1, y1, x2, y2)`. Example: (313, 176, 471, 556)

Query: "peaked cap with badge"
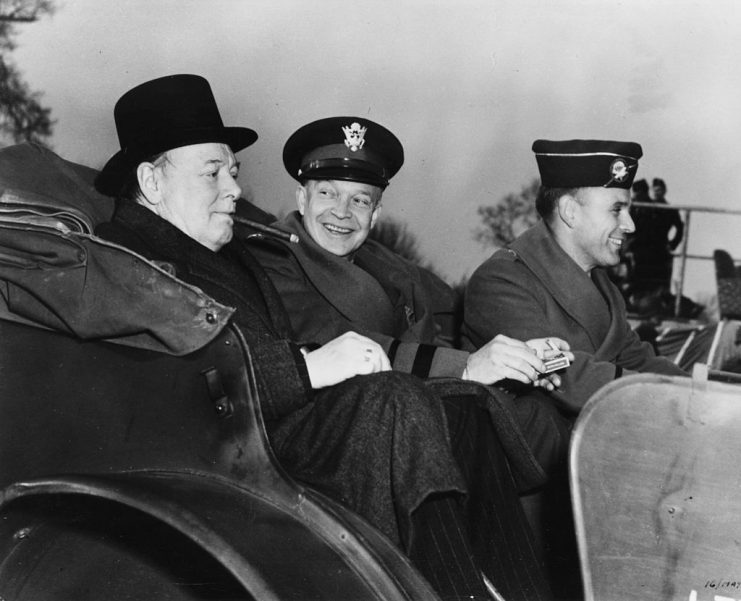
(532, 139, 643, 190)
(283, 117, 404, 189)
(95, 74, 258, 196)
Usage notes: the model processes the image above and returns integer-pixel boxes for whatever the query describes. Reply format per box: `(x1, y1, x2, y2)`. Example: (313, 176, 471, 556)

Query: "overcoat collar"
(507, 221, 615, 350)
(278, 212, 398, 335)
(110, 201, 291, 337)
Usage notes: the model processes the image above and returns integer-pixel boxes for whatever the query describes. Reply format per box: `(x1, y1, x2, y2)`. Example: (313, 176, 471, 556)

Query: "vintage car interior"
(0, 142, 438, 600)
(1, 143, 740, 601)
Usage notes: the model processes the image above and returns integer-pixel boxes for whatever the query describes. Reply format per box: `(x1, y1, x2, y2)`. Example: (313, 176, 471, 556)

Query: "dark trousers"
(407, 395, 553, 601)
(270, 372, 556, 601)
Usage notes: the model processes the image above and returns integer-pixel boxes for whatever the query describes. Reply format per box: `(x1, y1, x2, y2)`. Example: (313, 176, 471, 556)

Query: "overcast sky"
(13, 0, 741, 303)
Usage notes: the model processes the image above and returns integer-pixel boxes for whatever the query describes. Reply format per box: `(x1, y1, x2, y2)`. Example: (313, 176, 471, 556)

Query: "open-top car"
(0, 142, 439, 600)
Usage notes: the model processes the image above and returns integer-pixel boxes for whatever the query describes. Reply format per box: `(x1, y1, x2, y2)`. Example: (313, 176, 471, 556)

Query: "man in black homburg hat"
(464, 139, 687, 415)
(95, 76, 558, 601)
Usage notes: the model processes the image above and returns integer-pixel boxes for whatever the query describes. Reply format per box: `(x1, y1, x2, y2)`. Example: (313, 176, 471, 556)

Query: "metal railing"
(630, 201, 741, 318)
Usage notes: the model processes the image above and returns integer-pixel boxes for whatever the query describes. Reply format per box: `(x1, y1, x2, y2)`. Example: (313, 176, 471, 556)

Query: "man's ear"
(555, 193, 577, 229)
(296, 185, 307, 216)
(370, 202, 383, 229)
(136, 162, 161, 207)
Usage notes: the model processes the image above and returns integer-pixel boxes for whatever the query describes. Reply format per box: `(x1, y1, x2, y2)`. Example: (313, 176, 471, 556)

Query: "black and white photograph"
(1, 1, 741, 600)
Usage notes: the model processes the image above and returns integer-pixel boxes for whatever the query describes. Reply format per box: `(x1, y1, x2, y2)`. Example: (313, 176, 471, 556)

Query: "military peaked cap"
(532, 139, 643, 189)
(283, 117, 404, 189)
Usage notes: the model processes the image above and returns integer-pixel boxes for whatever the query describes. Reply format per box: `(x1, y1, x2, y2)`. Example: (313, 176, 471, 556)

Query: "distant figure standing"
(651, 178, 684, 253)
(628, 177, 684, 301)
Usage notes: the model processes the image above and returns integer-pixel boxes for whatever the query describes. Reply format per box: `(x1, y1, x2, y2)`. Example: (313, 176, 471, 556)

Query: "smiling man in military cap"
(463, 139, 687, 413)
(249, 118, 589, 598)
(254, 117, 573, 390)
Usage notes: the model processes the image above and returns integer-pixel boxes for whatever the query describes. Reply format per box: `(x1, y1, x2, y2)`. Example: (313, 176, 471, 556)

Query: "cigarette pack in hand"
(542, 355, 570, 374)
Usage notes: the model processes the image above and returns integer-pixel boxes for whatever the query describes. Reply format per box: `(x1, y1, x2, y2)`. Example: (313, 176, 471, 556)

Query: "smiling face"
(297, 179, 383, 257)
(569, 187, 635, 272)
(149, 143, 242, 251)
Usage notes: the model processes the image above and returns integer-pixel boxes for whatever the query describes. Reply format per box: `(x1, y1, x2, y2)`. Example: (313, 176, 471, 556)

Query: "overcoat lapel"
(509, 221, 611, 350)
(223, 237, 296, 337)
(589, 268, 632, 356)
(108, 201, 285, 337)
(279, 212, 398, 336)
(353, 246, 428, 338)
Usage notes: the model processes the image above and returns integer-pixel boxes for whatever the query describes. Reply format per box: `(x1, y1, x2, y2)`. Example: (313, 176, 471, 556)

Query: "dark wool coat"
(463, 221, 687, 412)
(249, 211, 570, 479)
(95, 202, 548, 546)
(250, 211, 468, 378)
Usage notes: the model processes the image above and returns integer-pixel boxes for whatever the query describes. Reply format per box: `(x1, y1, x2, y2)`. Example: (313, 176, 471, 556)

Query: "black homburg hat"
(95, 74, 258, 196)
(283, 117, 404, 189)
(532, 139, 643, 189)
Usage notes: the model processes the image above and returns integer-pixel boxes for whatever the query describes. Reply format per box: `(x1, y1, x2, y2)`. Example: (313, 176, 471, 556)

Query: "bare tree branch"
(369, 217, 446, 277)
(474, 178, 541, 248)
(0, 0, 53, 22)
(0, 0, 54, 146)
(0, 55, 53, 144)
(369, 218, 425, 265)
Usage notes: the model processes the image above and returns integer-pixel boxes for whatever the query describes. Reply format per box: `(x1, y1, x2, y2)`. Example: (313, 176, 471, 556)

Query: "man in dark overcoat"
(463, 140, 687, 413)
(254, 117, 573, 384)
(93, 74, 556, 601)
(249, 116, 574, 476)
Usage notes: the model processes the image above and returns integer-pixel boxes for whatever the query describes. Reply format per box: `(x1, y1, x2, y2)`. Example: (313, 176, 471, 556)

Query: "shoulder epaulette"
(241, 234, 292, 257)
(493, 248, 519, 262)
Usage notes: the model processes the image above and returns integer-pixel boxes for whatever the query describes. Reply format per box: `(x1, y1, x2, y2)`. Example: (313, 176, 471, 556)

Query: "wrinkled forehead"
(165, 142, 237, 167)
(306, 178, 383, 201)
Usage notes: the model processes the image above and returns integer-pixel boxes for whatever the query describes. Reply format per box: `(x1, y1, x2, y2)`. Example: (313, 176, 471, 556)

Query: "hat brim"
(298, 166, 389, 189)
(95, 126, 257, 197)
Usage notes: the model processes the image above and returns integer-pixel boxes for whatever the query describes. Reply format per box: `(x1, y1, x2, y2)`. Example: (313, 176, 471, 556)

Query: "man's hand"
(462, 334, 573, 391)
(524, 336, 571, 358)
(304, 331, 391, 389)
(525, 337, 574, 390)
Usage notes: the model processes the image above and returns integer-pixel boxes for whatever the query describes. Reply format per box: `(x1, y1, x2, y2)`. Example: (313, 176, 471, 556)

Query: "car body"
(0, 143, 438, 600)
